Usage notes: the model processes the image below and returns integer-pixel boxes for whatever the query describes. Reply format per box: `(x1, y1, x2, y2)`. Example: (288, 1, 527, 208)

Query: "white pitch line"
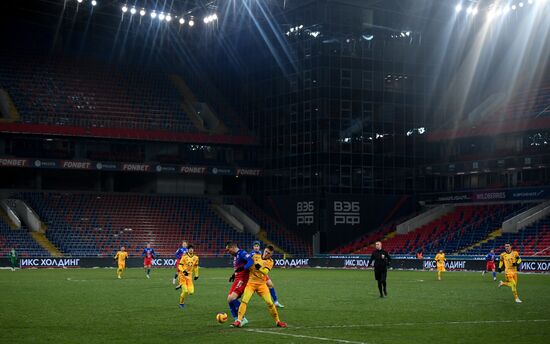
(263, 319, 550, 331)
(246, 328, 369, 344)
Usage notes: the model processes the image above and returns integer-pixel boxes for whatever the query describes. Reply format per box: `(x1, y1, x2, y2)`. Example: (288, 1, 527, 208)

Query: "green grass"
(1, 268, 549, 344)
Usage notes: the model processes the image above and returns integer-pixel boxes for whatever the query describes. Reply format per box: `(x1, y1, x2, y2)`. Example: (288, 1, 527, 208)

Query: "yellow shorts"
(505, 271, 518, 284)
(118, 263, 125, 269)
(437, 263, 445, 272)
(241, 282, 271, 304)
(178, 274, 195, 294)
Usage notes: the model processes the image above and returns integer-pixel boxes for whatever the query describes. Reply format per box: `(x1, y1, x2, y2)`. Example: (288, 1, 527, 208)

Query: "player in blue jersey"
(226, 242, 251, 326)
(173, 240, 188, 284)
(142, 243, 156, 279)
(482, 249, 497, 281)
(252, 241, 284, 308)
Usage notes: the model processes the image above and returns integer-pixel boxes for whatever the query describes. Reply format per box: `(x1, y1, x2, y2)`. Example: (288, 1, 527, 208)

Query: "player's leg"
(227, 291, 240, 320)
(177, 273, 187, 306)
(375, 270, 383, 297)
(511, 273, 520, 302)
(187, 278, 195, 296)
(500, 272, 511, 287)
(381, 270, 388, 296)
(173, 263, 179, 284)
(492, 266, 496, 281)
(258, 284, 280, 321)
(267, 277, 284, 307)
(228, 280, 243, 319)
(236, 285, 255, 324)
(179, 278, 192, 307)
(437, 265, 444, 280)
(146, 264, 151, 278)
(179, 283, 189, 307)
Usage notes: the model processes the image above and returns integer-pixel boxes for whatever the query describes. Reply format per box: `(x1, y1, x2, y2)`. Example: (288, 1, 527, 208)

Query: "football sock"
(509, 281, 519, 299)
(179, 290, 188, 304)
(174, 273, 178, 279)
(229, 300, 240, 319)
(237, 301, 248, 322)
(269, 287, 278, 303)
(377, 281, 383, 296)
(382, 281, 387, 294)
(147, 268, 150, 276)
(492, 271, 497, 279)
(267, 302, 280, 322)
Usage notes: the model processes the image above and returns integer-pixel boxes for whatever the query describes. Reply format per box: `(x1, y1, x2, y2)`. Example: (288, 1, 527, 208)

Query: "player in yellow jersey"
(498, 243, 522, 303)
(114, 246, 128, 279)
(176, 244, 199, 309)
(232, 245, 287, 328)
(434, 250, 446, 281)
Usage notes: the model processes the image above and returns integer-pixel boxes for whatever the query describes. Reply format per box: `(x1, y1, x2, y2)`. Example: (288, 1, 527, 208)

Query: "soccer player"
(176, 244, 199, 308)
(173, 240, 188, 284)
(498, 243, 522, 303)
(435, 250, 446, 281)
(142, 243, 156, 279)
(225, 242, 250, 326)
(368, 241, 391, 298)
(252, 241, 285, 308)
(232, 245, 287, 328)
(114, 246, 128, 279)
(8, 248, 17, 271)
(483, 249, 497, 281)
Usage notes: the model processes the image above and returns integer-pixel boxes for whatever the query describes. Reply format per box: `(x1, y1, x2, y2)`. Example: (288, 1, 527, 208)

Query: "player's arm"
(514, 252, 521, 266)
(242, 253, 255, 271)
(141, 249, 146, 257)
(386, 251, 391, 266)
(178, 258, 185, 273)
(498, 253, 504, 272)
(193, 258, 199, 280)
(368, 253, 375, 267)
(114, 252, 118, 260)
(152, 249, 156, 258)
(254, 259, 272, 276)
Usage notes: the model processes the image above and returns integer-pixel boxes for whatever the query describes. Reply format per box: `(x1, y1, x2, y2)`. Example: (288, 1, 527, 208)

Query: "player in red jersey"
(483, 249, 497, 281)
(142, 243, 156, 279)
(225, 242, 251, 326)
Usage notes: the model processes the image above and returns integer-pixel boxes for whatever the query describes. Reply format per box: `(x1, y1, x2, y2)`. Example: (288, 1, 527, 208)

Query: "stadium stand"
(329, 224, 395, 255)
(0, 221, 50, 257)
(0, 54, 197, 132)
(463, 214, 550, 256)
(13, 192, 263, 257)
(344, 204, 530, 255)
(490, 86, 550, 121)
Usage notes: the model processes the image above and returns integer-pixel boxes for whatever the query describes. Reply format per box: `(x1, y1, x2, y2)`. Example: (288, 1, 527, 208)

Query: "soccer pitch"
(1, 268, 549, 344)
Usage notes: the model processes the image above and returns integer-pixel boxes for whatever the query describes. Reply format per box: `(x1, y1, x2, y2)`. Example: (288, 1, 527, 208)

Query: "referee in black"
(368, 241, 391, 298)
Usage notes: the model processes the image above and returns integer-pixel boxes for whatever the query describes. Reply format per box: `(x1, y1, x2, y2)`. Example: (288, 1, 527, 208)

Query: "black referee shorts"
(374, 269, 387, 282)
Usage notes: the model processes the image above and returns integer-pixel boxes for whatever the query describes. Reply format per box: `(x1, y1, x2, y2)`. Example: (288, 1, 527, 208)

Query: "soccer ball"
(216, 312, 228, 323)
